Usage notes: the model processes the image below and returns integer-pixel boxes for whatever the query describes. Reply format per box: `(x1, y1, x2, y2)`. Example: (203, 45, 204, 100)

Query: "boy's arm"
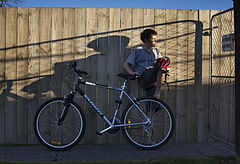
(123, 61, 139, 76)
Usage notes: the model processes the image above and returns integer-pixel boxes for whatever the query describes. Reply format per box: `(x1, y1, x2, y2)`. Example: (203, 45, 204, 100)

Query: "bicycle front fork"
(58, 92, 75, 125)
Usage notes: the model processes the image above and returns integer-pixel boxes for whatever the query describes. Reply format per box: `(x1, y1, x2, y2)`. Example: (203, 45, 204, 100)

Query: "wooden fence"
(0, 7, 221, 144)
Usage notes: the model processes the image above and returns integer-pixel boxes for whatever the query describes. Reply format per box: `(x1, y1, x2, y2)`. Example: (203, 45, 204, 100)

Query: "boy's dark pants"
(137, 67, 158, 97)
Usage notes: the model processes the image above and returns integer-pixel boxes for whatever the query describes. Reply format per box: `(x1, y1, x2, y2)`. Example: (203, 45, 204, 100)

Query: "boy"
(123, 29, 163, 99)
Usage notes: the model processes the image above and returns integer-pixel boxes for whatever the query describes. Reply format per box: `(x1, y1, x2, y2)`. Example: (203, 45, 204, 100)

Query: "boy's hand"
(130, 72, 140, 77)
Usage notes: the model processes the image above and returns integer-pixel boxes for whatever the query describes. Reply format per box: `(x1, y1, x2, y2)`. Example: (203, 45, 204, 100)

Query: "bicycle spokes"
(122, 98, 174, 149)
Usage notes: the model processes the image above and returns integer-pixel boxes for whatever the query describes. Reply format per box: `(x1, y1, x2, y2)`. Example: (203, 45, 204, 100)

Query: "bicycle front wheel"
(122, 97, 174, 150)
(34, 97, 85, 151)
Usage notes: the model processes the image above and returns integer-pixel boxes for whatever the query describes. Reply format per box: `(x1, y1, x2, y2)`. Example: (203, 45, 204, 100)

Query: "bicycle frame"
(66, 76, 150, 135)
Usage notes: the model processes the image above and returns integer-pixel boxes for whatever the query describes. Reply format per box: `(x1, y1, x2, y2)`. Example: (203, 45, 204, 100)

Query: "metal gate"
(210, 8, 235, 146)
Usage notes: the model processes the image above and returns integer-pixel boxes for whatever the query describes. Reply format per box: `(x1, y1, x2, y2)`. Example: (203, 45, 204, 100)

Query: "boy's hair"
(140, 29, 158, 43)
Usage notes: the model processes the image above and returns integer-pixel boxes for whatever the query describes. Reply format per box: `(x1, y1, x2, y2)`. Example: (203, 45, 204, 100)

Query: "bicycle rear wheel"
(34, 97, 85, 151)
(122, 97, 174, 150)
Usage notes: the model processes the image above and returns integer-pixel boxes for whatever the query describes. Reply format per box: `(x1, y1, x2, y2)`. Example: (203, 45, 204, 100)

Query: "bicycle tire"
(122, 97, 174, 150)
(34, 97, 86, 151)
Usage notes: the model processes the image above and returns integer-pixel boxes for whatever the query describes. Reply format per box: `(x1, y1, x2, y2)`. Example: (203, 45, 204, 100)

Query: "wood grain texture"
(0, 7, 232, 145)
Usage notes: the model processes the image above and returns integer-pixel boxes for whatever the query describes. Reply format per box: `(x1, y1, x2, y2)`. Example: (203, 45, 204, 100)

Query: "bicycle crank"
(105, 118, 121, 135)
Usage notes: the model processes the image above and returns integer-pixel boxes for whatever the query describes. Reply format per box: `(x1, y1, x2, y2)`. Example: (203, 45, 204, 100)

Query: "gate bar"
(234, 0, 240, 156)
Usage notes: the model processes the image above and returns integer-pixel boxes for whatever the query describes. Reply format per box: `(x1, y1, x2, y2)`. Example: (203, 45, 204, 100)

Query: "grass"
(0, 156, 237, 164)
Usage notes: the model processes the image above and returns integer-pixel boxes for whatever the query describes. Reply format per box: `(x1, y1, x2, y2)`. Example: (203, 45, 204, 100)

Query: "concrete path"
(0, 142, 236, 162)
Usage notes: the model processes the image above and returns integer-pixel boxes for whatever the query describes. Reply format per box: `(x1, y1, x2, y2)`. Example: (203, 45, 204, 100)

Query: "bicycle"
(34, 61, 174, 151)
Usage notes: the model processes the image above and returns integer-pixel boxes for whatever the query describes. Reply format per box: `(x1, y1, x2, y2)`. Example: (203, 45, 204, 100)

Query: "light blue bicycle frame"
(74, 78, 151, 135)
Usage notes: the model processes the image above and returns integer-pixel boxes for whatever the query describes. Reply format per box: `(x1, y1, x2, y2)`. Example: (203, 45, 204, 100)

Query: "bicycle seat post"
(121, 79, 128, 91)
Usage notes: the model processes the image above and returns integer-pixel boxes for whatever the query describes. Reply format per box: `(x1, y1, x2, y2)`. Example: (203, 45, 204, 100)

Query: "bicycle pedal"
(96, 132, 103, 136)
(115, 100, 122, 104)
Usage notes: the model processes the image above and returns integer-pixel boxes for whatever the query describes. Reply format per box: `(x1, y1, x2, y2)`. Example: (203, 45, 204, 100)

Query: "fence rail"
(0, 7, 224, 145)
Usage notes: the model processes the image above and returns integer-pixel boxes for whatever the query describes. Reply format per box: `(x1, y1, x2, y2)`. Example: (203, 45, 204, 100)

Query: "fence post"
(234, 0, 240, 158)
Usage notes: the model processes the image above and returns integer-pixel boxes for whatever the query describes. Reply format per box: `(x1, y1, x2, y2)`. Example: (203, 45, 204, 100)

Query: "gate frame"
(209, 7, 235, 147)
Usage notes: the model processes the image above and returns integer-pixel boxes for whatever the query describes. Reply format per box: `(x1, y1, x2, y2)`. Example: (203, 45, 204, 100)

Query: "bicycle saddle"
(117, 73, 139, 80)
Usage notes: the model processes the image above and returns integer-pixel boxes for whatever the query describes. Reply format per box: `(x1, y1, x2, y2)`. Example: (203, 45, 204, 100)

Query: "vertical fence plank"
(154, 9, 166, 56)
(85, 8, 98, 144)
(74, 8, 86, 68)
(74, 8, 87, 144)
(120, 8, 132, 72)
(96, 8, 110, 144)
(144, 8, 155, 29)
(16, 7, 29, 144)
(63, 8, 75, 62)
(38, 7, 52, 147)
(132, 9, 143, 48)
(0, 7, 6, 143)
(108, 8, 121, 143)
(108, 8, 122, 143)
(120, 8, 132, 144)
(155, 10, 166, 64)
(51, 8, 63, 97)
(186, 9, 198, 142)
(5, 7, 17, 143)
(28, 8, 40, 143)
(155, 9, 169, 103)
(176, 9, 189, 143)
(131, 9, 144, 97)
(197, 9, 211, 142)
(75, 8, 87, 72)
(61, 8, 76, 146)
(63, 8, 75, 95)
(38, 7, 52, 146)
(165, 9, 178, 142)
(140, 8, 155, 97)
(39, 8, 52, 105)
(75, 8, 86, 62)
